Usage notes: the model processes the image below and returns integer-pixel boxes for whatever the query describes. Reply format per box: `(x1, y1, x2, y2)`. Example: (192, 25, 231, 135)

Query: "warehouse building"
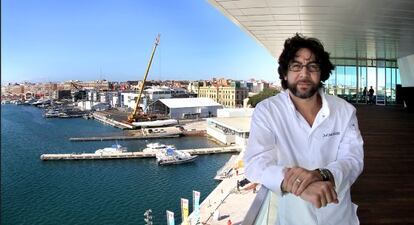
(151, 97, 223, 119)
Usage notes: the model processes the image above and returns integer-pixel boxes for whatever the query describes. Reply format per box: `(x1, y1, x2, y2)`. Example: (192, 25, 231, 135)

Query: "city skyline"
(2, 0, 278, 84)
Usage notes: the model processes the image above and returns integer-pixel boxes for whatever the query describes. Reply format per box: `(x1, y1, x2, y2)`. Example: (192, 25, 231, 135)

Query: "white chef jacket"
(244, 89, 364, 225)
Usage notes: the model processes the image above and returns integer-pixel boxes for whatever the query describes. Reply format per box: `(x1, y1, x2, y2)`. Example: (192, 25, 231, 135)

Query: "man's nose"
(299, 66, 311, 77)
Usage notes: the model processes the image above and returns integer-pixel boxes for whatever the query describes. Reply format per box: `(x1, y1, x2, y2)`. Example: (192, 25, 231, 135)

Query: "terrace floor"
(352, 104, 414, 224)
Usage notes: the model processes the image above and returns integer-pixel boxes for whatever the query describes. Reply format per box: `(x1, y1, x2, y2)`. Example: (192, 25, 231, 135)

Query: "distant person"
(363, 87, 368, 103)
(244, 33, 364, 225)
(368, 86, 375, 104)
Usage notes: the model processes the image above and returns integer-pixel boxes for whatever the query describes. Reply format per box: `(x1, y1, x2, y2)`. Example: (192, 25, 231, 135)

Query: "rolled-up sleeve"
(243, 104, 285, 195)
(325, 110, 364, 196)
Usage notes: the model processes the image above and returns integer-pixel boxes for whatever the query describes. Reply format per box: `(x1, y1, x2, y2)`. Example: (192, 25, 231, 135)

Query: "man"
(368, 86, 375, 104)
(363, 87, 368, 103)
(244, 34, 364, 225)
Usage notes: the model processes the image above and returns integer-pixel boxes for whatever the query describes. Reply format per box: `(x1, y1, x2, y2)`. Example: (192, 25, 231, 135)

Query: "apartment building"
(198, 81, 248, 108)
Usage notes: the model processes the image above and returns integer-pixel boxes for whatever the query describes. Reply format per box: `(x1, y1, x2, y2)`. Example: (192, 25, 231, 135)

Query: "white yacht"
(44, 109, 60, 118)
(132, 119, 178, 128)
(155, 146, 197, 165)
(142, 143, 170, 153)
(95, 144, 127, 155)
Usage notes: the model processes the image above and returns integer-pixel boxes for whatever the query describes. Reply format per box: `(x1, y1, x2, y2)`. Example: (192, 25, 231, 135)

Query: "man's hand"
(282, 167, 322, 196)
(300, 181, 339, 208)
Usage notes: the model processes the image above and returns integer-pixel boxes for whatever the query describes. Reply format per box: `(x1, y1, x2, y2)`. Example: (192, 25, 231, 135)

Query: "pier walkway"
(69, 133, 181, 142)
(188, 156, 259, 225)
(92, 112, 134, 130)
(40, 146, 241, 161)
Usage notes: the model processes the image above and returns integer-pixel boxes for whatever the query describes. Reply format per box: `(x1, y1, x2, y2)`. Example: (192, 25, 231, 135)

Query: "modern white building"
(171, 88, 188, 98)
(187, 81, 201, 94)
(98, 91, 120, 107)
(111, 95, 120, 108)
(87, 90, 98, 102)
(207, 116, 251, 146)
(217, 108, 254, 117)
(144, 86, 172, 101)
(252, 81, 268, 93)
(207, 108, 253, 146)
(152, 97, 223, 119)
(120, 92, 145, 110)
(76, 100, 110, 111)
(144, 86, 189, 102)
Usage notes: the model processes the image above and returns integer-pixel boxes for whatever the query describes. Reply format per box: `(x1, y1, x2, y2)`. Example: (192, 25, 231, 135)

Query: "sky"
(1, 0, 278, 84)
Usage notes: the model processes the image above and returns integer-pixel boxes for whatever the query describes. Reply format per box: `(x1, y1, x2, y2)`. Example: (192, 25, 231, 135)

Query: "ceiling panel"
(209, 0, 414, 60)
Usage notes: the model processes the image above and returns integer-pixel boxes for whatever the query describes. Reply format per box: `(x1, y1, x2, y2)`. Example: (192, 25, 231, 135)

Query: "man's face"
(285, 48, 321, 99)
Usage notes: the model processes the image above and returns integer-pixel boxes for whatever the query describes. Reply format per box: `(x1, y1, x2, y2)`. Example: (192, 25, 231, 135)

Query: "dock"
(92, 112, 134, 130)
(69, 133, 181, 142)
(40, 146, 241, 161)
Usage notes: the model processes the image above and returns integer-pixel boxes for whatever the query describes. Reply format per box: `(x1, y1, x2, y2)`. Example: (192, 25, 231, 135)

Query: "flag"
(192, 190, 201, 223)
(181, 198, 189, 225)
(166, 210, 175, 225)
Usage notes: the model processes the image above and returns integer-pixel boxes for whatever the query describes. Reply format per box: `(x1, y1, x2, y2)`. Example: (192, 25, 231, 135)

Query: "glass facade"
(324, 58, 401, 105)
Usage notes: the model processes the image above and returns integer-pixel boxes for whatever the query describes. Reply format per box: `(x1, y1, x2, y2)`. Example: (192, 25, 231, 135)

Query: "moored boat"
(155, 146, 197, 165)
(142, 142, 170, 153)
(131, 119, 178, 128)
(95, 144, 127, 155)
(44, 109, 60, 118)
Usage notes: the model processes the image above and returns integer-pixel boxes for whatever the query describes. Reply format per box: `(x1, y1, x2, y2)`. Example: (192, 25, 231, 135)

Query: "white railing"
(242, 187, 278, 225)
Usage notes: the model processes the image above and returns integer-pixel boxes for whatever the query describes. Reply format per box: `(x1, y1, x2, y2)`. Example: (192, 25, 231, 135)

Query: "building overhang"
(208, 0, 414, 61)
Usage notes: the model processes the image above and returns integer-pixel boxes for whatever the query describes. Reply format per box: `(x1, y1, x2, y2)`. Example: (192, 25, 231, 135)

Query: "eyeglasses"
(288, 62, 320, 72)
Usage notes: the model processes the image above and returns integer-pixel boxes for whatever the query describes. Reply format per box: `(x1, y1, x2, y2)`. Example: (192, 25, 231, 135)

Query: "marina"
(40, 146, 241, 161)
(2, 103, 230, 225)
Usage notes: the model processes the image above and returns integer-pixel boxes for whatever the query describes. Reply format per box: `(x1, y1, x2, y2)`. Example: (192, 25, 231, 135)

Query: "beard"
(287, 79, 319, 99)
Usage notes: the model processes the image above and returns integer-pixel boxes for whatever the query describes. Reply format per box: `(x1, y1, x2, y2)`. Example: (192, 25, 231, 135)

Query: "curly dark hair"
(278, 33, 334, 89)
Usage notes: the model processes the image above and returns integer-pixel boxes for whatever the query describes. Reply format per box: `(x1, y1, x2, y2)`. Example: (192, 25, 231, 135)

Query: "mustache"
(297, 79, 314, 84)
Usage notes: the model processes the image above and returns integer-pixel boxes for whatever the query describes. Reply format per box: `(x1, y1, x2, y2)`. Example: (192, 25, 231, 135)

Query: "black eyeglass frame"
(288, 62, 321, 72)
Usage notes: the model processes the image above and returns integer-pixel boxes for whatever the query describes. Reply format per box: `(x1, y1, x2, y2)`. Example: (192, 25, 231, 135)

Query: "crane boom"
(127, 34, 160, 122)
(71, 82, 81, 90)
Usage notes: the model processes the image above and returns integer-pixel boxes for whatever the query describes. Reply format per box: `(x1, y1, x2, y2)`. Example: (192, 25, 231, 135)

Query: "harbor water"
(1, 104, 232, 225)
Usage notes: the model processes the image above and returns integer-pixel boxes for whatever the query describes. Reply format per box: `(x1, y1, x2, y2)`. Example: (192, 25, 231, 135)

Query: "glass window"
(397, 69, 401, 84)
(385, 65, 393, 104)
(325, 69, 336, 95)
(377, 64, 386, 104)
(345, 66, 357, 102)
(367, 67, 377, 94)
(358, 66, 367, 103)
(323, 58, 398, 105)
(335, 66, 346, 98)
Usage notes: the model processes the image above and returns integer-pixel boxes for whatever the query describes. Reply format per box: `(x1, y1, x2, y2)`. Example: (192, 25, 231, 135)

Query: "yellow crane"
(127, 34, 160, 123)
